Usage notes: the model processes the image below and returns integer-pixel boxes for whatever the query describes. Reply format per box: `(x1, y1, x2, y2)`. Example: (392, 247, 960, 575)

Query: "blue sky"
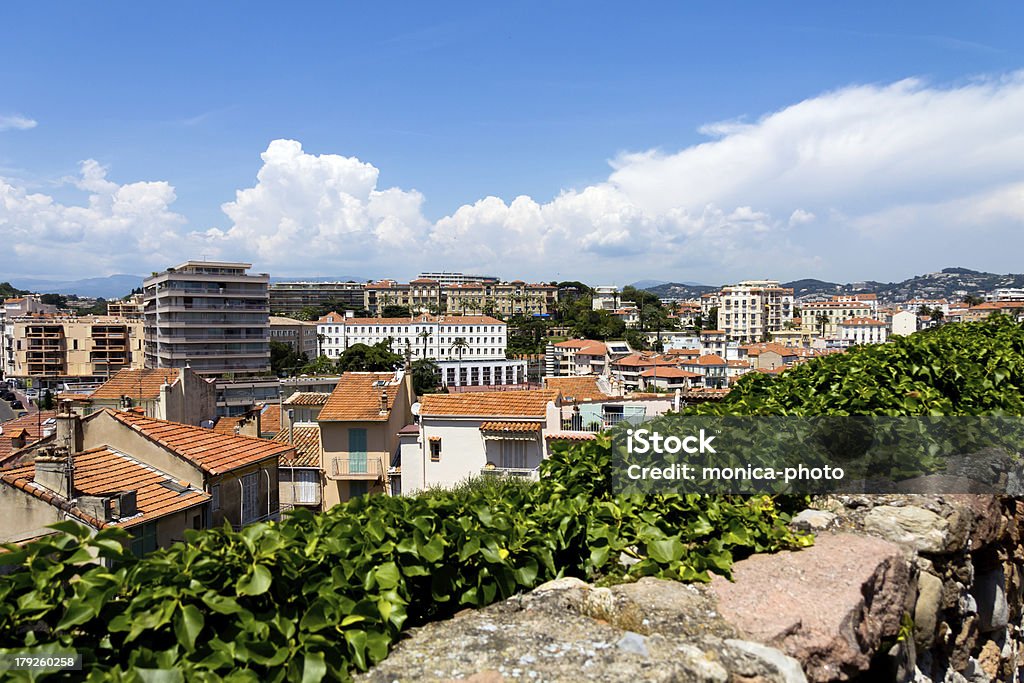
(2, 2, 1024, 285)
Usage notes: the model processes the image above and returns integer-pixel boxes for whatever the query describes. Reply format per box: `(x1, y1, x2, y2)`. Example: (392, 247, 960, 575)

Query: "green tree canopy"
(336, 340, 404, 372)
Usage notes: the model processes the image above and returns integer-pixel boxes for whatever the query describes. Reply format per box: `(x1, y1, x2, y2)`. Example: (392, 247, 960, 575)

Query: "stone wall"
(359, 494, 1024, 682)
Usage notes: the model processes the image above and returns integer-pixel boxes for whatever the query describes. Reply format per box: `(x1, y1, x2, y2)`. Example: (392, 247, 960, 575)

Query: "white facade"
(316, 314, 508, 362)
(838, 318, 889, 345)
(890, 310, 918, 337)
(592, 286, 620, 311)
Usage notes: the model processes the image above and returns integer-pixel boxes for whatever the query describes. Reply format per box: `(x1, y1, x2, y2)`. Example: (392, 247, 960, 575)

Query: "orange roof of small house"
(105, 410, 293, 475)
(319, 372, 405, 422)
(543, 376, 612, 402)
(420, 390, 557, 418)
(283, 392, 331, 406)
(260, 404, 281, 434)
(479, 421, 542, 432)
(640, 367, 702, 378)
(274, 425, 322, 468)
(0, 411, 58, 466)
(90, 368, 180, 401)
(2, 446, 208, 529)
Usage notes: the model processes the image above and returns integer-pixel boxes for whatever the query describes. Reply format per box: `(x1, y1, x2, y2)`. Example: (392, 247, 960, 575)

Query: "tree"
(296, 306, 321, 322)
(271, 341, 307, 376)
(962, 295, 984, 307)
(816, 313, 830, 337)
(301, 355, 337, 375)
(703, 307, 719, 331)
(417, 329, 433, 360)
(450, 337, 471, 386)
(336, 340, 404, 372)
(40, 293, 68, 308)
(40, 389, 55, 411)
(411, 359, 441, 394)
(382, 305, 412, 318)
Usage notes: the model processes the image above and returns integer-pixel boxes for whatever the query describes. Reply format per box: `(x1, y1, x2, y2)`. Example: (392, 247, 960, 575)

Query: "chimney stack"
(34, 446, 73, 499)
(379, 389, 389, 414)
(55, 402, 83, 454)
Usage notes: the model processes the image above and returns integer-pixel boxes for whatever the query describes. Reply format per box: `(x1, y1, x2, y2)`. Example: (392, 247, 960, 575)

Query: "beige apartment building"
(800, 300, 875, 337)
(7, 315, 143, 385)
(717, 280, 795, 343)
(363, 279, 558, 318)
(270, 316, 319, 357)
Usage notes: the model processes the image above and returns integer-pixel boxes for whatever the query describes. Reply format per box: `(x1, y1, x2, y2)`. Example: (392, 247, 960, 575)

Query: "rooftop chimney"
(34, 446, 72, 499)
(379, 389, 390, 414)
(55, 403, 83, 454)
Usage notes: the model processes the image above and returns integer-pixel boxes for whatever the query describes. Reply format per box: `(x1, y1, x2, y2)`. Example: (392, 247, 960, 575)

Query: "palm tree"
(450, 337, 470, 389)
(417, 329, 433, 361)
(316, 333, 326, 358)
(816, 313, 830, 337)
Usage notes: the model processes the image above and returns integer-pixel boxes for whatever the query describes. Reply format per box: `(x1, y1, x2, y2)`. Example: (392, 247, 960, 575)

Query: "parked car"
(24, 389, 38, 399)
(0, 391, 14, 401)
(10, 400, 24, 410)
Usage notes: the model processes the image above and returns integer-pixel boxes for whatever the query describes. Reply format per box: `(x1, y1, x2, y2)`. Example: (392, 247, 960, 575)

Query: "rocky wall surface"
(359, 495, 1024, 682)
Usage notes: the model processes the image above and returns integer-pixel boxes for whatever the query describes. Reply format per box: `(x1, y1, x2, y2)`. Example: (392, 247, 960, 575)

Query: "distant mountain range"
(629, 279, 705, 290)
(10, 275, 144, 299)
(643, 268, 1024, 302)
(7, 274, 370, 299)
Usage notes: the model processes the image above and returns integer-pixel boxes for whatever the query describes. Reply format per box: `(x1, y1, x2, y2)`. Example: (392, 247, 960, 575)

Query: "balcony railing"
(479, 467, 538, 480)
(328, 457, 384, 480)
(561, 410, 648, 433)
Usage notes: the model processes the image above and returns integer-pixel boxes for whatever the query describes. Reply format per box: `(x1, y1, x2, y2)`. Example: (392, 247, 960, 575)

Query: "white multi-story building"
(316, 313, 525, 389)
(717, 280, 794, 343)
(592, 286, 620, 311)
(837, 317, 889, 345)
(143, 261, 270, 377)
(986, 288, 1024, 302)
(801, 300, 875, 337)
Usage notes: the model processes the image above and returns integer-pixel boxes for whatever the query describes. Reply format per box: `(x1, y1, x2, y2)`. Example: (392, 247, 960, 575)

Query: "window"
(349, 480, 368, 498)
(131, 522, 158, 557)
(211, 484, 221, 510)
(349, 428, 368, 473)
(241, 472, 260, 524)
(500, 440, 527, 469)
(429, 438, 442, 462)
(294, 470, 319, 504)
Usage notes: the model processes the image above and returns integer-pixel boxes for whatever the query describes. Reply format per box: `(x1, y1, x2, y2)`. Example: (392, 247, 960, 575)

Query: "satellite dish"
(410, 402, 421, 416)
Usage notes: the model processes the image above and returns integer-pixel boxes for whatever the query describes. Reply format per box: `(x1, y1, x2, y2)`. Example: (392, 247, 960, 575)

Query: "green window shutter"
(349, 428, 368, 473)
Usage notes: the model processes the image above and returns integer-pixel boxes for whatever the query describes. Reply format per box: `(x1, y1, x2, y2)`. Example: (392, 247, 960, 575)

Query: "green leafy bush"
(696, 315, 1024, 416)
(0, 437, 802, 681)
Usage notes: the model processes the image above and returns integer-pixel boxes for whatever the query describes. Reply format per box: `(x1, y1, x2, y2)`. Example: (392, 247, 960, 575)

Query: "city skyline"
(3, 3, 1024, 284)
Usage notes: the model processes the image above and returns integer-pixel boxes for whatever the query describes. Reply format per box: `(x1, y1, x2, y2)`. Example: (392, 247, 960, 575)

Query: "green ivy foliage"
(696, 315, 1024, 416)
(0, 439, 804, 681)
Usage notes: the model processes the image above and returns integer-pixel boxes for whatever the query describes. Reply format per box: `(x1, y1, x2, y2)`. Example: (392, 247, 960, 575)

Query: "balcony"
(327, 457, 384, 480)
(479, 466, 538, 480)
(560, 409, 648, 433)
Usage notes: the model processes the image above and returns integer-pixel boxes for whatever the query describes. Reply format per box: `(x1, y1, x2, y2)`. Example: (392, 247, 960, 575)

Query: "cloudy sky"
(2, 2, 1023, 286)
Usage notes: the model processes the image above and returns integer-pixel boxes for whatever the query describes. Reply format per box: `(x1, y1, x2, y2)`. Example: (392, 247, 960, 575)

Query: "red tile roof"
(273, 425, 322, 468)
(106, 410, 293, 475)
(479, 421, 542, 432)
(543, 376, 612, 402)
(420, 390, 557, 418)
(319, 372, 404, 422)
(640, 367, 701, 378)
(283, 392, 331, 406)
(0, 411, 58, 467)
(2, 446, 208, 529)
(90, 368, 180, 401)
(260, 404, 281, 434)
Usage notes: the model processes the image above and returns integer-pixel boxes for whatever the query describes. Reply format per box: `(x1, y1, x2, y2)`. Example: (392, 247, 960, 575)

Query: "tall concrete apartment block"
(143, 261, 271, 377)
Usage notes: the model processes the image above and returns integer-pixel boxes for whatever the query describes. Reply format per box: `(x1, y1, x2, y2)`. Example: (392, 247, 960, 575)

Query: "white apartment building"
(986, 288, 1024, 302)
(143, 261, 270, 377)
(417, 272, 498, 286)
(890, 310, 918, 337)
(717, 280, 794, 343)
(902, 298, 950, 315)
(837, 317, 889, 345)
(592, 286, 620, 311)
(316, 313, 526, 388)
(830, 293, 878, 313)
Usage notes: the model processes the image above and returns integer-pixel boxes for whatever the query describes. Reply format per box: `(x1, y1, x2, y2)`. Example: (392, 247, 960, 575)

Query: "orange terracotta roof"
(2, 446, 209, 529)
(319, 372, 404, 422)
(840, 317, 886, 326)
(213, 416, 244, 434)
(260, 404, 281, 434)
(106, 410, 293, 475)
(91, 368, 180, 401)
(274, 425, 321, 468)
(0, 411, 58, 466)
(553, 339, 607, 356)
(684, 354, 727, 366)
(342, 315, 505, 326)
(420, 389, 557, 418)
(283, 392, 331, 406)
(544, 376, 612, 402)
(318, 311, 348, 323)
(479, 421, 542, 432)
(544, 432, 597, 442)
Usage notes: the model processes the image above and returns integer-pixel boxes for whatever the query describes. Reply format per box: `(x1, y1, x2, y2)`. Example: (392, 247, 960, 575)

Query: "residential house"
(401, 390, 560, 493)
(274, 424, 322, 511)
(77, 366, 217, 426)
(838, 317, 889, 345)
(318, 371, 415, 507)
